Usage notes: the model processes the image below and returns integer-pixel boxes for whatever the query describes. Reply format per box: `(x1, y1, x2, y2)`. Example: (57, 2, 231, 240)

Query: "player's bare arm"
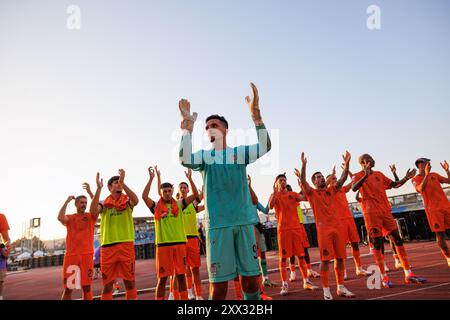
(440, 160, 450, 184)
(57, 196, 74, 225)
(352, 162, 371, 192)
(183, 169, 200, 206)
(247, 175, 259, 206)
(90, 173, 103, 219)
(416, 162, 431, 193)
(83, 182, 94, 200)
(335, 151, 351, 191)
(268, 181, 278, 209)
(142, 166, 156, 209)
(118, 169, 139, 207)
(391, 168, 417, 189)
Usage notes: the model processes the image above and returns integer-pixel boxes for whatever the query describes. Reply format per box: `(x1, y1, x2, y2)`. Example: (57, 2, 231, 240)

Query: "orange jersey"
(273, 191, 301, 231)
(65, 213, 97, 256)
(0, 213, 9, 235)
(352, 171, 393, 215)
(412, 173, 450, 213)
(304, 186, 340, 228)
(335, 184, 354, 219)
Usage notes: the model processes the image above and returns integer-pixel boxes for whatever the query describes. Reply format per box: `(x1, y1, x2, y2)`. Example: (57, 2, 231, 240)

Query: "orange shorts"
(427, 208, 450, 233)
(156, 243, 187, 278)
(63, 253, 93, 289)
(277, 228, 305, 259)
(186, 237, 201, 268)
(364, 212, 398, 238)
(341, 218, 360, 243)
(101, 242, 135, 285)
(299, 224, 310, 248)
(317, 227, 346, 261)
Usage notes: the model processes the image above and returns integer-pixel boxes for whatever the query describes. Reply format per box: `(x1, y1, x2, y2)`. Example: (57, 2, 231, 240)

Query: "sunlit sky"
(1, 0, 449, 242)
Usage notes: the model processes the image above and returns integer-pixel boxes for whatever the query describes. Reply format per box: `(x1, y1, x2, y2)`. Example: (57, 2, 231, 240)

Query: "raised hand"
(245, 83, 262, 124)
(148, 166, 155, 179)
(272, 181, 278, 193)
(331, 166, 336, 177)
(363, 162, 371, 175)
(96, 172, 103, 189)
(441, 160, 449, 172)
(185, 168, 193, 180)
(342, 151, 351, 168)
(425, 162, 431, 175)
(66, 196, 75, 203)
(155, 165, 161, 177)
(247, 174, 252, 186)
(294, 168, 301, 179)
(301, 152, 307, 166)
(118, 169, 125, 186)
(82, 183, 92, 194)
(179, 99, 198, 133)
(405, 168, 417, 180)
(389, 164, 397, 174)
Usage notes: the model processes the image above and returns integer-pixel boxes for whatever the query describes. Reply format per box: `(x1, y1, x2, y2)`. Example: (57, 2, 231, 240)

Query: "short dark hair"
(276, 173, 287, 181)
(179, 182, 189, 188)
(205, 114, 229, 129)
(75, 195, 87, 203)
(311, 171, 322, 182)
(358, 154, 371, 164)
(326, 174, 333, 179)
(160, 182, 174, 190)
(108, 176, 120, 186)
(286, 184, 292, 191)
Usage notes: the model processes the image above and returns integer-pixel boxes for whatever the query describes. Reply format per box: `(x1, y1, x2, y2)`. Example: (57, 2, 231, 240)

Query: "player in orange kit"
(326, 167, 370, 279)
(412, 158, 450, 267)
(58, 173, 102, 300)
(352, 154, 426, 288)
(269, 173, 318, 296)
(297, 151, 355, 300)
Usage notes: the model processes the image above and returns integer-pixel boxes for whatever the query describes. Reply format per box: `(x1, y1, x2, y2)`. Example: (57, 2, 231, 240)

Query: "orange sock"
(395, 245, 411, 270)
(126, 288, 137, 300)
(194, 283, 202, 297)
(320, 270, 330, 288)
(187, 275, 193, 290)
(179, 291, 188, 300)
(82, 291, 93, 300)
(280, 260, 288, 281)
(297, 258, 308, 279)
(373, 249, 386, 275)
(101, 292, 113, 300)
(233, 278, 243, 300)
(352, 248, 362, 268)
(334, 267, 345, 286)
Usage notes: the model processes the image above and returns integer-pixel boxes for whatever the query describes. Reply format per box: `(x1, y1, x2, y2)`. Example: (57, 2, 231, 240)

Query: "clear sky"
(1, 0, 449, 242)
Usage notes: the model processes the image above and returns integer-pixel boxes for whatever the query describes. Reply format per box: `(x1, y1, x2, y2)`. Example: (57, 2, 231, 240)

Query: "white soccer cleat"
(303, 279, 318, 291)
(337, 286, 356, 298)
(356, 267, 371, 277)
(344, 270, 348, 280)
(289, 271, 296, 282)
(187, 289, 196, 300)
(280, 282, 289, 296)
(307, 269, 320, 279)
(384, 263, 390, 272)
(323, 288, 333, 300)
(196, 296, 204, 300)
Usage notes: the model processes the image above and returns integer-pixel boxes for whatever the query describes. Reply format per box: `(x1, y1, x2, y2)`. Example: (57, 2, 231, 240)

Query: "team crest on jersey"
(375, 176, 380, 182)
(159, 267, 165, 274)
(322, 249, 329, 257)
(82, 216, 88, 222)
(210, 263, 218, 276)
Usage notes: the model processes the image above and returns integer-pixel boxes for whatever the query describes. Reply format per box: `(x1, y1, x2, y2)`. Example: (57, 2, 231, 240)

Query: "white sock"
(323, 287, 331, 295)
(282, 281, 288, 287)
(404, 269, 412, 277)
(187, 288, 193, 295)
(303, 279, 308, 285)
(337, 284, 345, 291)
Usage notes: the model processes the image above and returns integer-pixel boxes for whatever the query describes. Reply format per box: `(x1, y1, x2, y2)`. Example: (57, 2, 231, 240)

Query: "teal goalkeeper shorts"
(206, 224, 260, 283)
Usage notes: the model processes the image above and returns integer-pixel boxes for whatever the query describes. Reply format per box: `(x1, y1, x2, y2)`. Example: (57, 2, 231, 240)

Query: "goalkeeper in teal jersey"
(178, 83, 271, 300)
